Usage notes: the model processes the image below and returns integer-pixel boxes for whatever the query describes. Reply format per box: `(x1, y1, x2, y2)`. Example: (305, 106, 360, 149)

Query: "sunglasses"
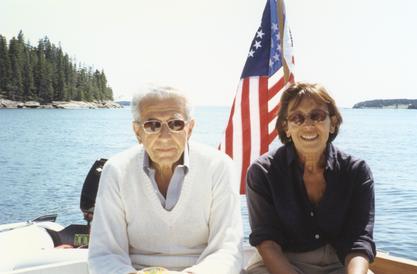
(140, 119, 187, 134)
(287, 109, 329, 126)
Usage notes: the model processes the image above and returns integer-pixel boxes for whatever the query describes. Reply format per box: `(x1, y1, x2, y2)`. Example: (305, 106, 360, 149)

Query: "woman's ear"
(330, 116, 337, 133)
(283, 121, 290, 138)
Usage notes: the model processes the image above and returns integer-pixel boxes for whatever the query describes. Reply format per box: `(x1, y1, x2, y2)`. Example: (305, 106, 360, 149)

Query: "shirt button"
(315, 234, 320, 239)
(310, 211, 314, 217)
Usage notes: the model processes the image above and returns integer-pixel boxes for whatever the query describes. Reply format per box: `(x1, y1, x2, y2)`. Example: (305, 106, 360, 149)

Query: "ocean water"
(1, 107, 416, 260)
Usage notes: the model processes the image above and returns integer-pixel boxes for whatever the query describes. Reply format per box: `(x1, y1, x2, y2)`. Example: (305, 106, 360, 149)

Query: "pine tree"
(8, 38, 23, 100)
(0, 35, 11, 96)
(93, 69, 103, 101)
(67, 62, 77, 101)
(100, 71, 113, 100)
(84, 67, 93, 101)
(22, 47, 36, 100)
(62, 53, 71, 101)
(35, 39, 53, 103)
(54, 47, 65, 100)
(75, 67, 87, 101)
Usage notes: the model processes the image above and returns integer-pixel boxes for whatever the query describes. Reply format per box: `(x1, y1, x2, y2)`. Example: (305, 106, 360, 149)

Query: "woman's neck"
(298, 152, 325, 173)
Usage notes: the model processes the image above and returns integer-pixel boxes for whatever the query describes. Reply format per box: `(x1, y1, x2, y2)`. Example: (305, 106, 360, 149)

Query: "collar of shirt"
(143, 144, 190, 172)
(142, 144, 189, 210)
(285, 142, 338, 172)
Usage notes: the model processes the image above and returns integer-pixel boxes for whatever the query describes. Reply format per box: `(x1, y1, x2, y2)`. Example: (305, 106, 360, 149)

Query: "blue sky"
(1, 0, 416, 107)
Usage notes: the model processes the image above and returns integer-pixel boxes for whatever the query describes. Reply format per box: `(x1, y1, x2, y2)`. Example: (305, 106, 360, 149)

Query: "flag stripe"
(259, 77, 269, 155)
(268, 75, 286, 100)
(249, 78, 260, 165)
(224, 99, 235, 157)
(269, 115, 278, 136)
(240, 79, 251, 193)
(268, 102, 280, 123)
(232, 81, 244, 190)
(269, 130, 278, 143)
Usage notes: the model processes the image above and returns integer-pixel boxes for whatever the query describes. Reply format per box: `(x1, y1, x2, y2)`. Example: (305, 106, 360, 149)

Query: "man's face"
(133, 97, 194, 169)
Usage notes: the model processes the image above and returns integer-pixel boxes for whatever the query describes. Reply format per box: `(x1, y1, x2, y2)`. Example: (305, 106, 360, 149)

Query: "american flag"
(219, 0, 295, 194)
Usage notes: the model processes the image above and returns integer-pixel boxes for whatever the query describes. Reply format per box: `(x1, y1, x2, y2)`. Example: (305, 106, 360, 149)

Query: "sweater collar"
(142, 143, 190, 173)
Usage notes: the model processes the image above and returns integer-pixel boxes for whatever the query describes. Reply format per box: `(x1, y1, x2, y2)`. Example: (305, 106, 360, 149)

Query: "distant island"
(0, 31, 119, 109)
(353, 99, 417, 109)
(115, 100, 131, 106)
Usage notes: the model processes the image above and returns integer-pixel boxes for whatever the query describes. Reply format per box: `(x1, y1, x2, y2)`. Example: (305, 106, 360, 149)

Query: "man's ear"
(132, 122, 142, 143)
(186, 119, 195, 140)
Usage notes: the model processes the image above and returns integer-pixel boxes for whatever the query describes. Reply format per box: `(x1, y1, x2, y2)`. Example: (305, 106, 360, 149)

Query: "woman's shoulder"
(250, 145, 288, 172)
(329, 144, 371, 173)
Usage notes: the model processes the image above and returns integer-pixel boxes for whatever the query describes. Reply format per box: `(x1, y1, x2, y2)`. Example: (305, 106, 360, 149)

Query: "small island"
(353, 99, 417, 109)
(0, 31, 121, 109)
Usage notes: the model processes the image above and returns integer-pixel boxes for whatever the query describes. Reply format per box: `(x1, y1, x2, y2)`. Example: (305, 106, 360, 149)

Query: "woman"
(246, 82, 376, 274)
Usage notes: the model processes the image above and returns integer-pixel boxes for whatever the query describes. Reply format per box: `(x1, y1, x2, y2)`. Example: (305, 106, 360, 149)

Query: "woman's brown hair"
(275, 82, 343, 144)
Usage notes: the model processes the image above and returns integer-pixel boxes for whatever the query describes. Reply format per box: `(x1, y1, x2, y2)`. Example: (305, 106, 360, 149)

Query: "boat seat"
(45, 224, 90, 248)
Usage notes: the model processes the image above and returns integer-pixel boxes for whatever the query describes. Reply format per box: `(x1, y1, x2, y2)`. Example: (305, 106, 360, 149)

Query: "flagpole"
(277, 0, 290, 82)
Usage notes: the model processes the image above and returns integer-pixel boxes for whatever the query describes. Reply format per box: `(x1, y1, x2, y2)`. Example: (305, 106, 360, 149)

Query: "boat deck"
(5, 249, 417, 274)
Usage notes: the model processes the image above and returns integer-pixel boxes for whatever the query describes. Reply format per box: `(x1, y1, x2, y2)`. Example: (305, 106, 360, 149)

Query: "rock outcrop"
(0, 99, 122, 109)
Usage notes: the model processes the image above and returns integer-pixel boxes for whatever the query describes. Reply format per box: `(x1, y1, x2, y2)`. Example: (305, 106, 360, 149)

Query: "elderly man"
(88, 86, 243, 274)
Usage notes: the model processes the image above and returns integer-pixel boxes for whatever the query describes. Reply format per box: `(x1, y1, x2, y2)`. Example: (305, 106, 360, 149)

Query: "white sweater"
(88, 142, 243, 274)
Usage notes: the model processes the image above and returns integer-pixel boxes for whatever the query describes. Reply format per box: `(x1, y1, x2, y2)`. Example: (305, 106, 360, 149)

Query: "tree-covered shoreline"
(0, 31, 113, 104)
(353, 99, 417, 109)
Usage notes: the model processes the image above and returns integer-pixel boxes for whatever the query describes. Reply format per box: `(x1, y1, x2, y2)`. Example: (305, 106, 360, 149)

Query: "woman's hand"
(345, 252, 370, 274)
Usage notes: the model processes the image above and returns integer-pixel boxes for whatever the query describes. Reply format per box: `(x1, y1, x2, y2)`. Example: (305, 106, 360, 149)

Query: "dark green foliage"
(8, 37, 23, 100)
(0, 35, 11, 96)
(0, 31, 113, 102)
(22, 47, 36, 100)
(353, 99, 417, 109)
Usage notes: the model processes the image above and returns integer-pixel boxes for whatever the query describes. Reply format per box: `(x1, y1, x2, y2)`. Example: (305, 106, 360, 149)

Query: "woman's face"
(285, 96, 336, 158)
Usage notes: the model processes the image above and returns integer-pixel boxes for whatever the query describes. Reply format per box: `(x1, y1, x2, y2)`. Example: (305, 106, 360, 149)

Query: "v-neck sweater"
(88, 141, 243, 274)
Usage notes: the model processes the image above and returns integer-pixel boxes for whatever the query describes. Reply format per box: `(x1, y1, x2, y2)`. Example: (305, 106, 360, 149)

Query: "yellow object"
(141, 267, 168, 274)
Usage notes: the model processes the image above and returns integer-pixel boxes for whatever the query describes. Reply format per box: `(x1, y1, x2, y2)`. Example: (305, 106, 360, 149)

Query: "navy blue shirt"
(246, 143, 376, 263)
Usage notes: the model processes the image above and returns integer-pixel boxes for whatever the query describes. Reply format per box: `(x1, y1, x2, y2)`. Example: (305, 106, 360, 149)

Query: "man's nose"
(159, 123, 171, 137)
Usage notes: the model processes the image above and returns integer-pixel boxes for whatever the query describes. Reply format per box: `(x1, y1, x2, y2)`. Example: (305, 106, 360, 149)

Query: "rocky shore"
(0, 99, 122, 109)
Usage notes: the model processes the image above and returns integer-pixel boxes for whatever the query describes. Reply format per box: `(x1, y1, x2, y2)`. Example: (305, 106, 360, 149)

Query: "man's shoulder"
(105, 145, 144, 169)
(188, 141, 238, 192)
(189, 141, 232, 162)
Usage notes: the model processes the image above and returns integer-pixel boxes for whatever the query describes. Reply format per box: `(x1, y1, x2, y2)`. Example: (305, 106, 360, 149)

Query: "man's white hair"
(131, 86, 193, 122)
